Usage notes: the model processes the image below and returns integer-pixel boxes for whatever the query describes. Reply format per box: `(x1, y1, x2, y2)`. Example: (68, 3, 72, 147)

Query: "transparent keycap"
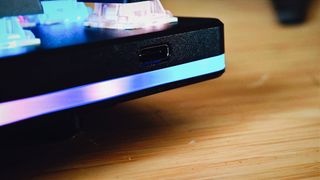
(37, 0, 90, 25)
(84, 0, 178, 29)
(0, 17, 40, 50)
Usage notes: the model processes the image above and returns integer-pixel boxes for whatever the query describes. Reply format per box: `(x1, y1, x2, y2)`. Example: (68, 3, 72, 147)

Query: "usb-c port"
(139, 44, 170, 65)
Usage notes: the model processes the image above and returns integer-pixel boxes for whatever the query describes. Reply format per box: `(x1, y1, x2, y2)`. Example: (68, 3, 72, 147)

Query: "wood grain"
(1, 0, 319, 179)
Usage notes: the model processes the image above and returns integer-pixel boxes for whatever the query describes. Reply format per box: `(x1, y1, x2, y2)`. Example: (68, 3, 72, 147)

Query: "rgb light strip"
(0, 54, 225, 126)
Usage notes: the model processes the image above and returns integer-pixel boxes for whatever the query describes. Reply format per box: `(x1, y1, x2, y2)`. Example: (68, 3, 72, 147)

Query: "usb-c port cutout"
(139, 44, 170, 66)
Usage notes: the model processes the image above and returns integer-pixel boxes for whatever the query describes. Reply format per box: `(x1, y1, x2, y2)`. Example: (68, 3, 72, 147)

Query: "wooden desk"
(1, 0, 319, 179)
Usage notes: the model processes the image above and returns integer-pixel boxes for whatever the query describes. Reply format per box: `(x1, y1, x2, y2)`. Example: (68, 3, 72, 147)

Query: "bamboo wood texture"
(1, 0, 320, 179)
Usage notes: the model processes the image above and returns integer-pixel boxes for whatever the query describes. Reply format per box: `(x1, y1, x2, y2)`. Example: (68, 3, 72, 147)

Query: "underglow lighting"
(0, 54, 225, 126)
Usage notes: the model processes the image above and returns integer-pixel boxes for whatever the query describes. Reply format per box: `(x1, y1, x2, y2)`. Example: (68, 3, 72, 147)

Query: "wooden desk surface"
(1, 0, 319, 179)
